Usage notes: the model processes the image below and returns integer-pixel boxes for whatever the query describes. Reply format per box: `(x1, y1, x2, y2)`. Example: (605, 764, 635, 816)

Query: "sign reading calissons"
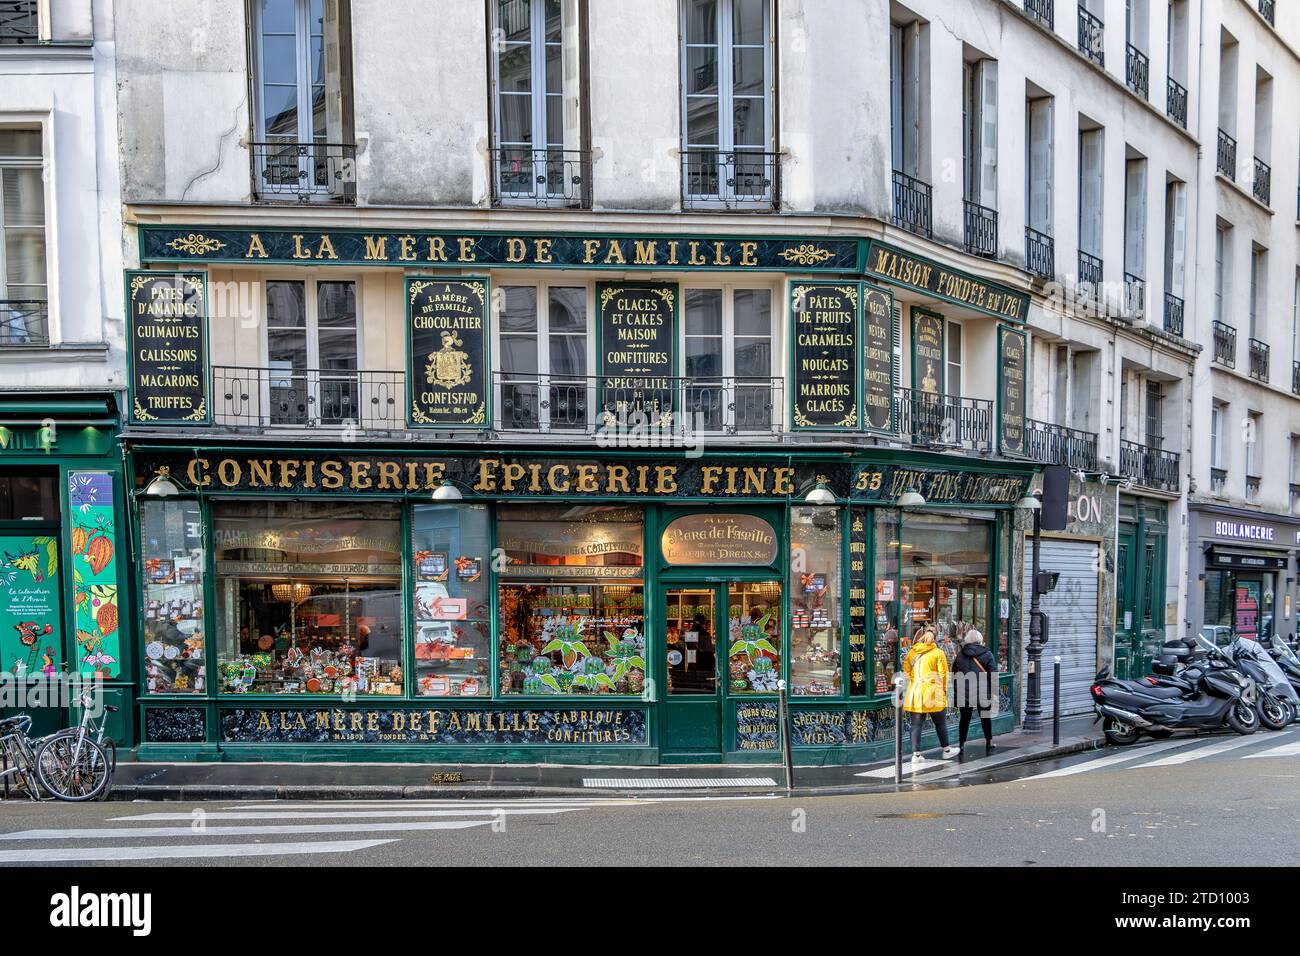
(407, 278, 489, 428)
(126, 271, 209, 424)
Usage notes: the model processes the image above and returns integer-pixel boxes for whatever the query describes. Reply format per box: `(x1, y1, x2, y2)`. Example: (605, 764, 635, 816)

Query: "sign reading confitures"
(597, 283, 676, 423)
(407, 277, 489, 428)
(126, 271, 209, 424)
(998, 325, 1027, 456)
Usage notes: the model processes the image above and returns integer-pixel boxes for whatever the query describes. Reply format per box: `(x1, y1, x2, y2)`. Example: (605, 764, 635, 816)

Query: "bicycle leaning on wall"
(0, 694, 115, 801)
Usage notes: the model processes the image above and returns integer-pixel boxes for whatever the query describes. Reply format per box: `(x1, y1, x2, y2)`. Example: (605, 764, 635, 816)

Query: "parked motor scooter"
(1263, 635, 1300, 717)
(1223, 636, 1298, 730)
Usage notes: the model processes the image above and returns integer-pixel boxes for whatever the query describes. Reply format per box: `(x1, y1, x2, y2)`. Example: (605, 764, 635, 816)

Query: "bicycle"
(0, 710, 112, 802)
(0, 714, 44, 800)
(36, 694, 117, 801)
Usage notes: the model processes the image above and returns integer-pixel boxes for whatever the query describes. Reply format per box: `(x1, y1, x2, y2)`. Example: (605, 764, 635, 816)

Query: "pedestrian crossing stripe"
(1022, 729, 1300, 780)
(1130, 732, 1276, 768)
(1242, 739, 1300, 759)
(0, 839, 399, 864)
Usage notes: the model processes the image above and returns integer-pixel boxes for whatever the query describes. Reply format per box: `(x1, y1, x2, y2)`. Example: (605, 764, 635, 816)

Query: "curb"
(105, 734, 1107, 801)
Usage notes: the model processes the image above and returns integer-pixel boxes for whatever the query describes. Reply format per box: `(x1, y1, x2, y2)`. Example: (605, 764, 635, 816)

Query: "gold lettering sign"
(867, 242, 1028, 322)
(661, 513, 778, 566)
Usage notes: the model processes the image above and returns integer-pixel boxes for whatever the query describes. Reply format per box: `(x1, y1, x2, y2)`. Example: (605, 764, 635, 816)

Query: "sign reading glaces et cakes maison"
(597, 283, 676, 424)
(407, 277, 490, 428)
(126, 271, 209, 425)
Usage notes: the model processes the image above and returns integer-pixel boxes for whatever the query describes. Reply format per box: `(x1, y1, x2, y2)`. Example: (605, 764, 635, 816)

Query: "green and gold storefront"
(128, 445, 1031, 764)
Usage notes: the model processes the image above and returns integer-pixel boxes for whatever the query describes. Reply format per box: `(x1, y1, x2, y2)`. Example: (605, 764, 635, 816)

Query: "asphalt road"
(1, 729, 1297, 866)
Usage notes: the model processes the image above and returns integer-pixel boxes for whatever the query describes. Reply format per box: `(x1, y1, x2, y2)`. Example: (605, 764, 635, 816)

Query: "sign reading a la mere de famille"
(407, 278, 489, 428)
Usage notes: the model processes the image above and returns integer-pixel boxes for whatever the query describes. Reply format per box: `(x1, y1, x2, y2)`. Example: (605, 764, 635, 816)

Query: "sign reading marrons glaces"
(407, 277, 490, 428)
(126, 271, 209, 425)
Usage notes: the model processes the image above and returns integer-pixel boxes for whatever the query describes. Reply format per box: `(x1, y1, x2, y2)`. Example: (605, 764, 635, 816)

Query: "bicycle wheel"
(94, 739, 117, 801)
(35, 734, 110, 801)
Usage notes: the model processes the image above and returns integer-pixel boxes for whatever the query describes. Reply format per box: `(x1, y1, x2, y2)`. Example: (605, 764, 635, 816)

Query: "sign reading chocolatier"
(791, 282, 860, 429)
(910, 308, 945, 396)
(126, 271, 209, 425)
(861, 283, 895, 432)
(597, 283, 676, 423)
(407, 277, 490, 428)
(998, 325, 1027, 455)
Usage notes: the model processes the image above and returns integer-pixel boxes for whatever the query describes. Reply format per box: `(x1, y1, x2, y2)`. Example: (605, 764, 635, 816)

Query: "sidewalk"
(102, 716, 1105, 801)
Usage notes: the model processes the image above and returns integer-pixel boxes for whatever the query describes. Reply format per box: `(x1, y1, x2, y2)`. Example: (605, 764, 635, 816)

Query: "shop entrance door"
(661, 585, 723, 758)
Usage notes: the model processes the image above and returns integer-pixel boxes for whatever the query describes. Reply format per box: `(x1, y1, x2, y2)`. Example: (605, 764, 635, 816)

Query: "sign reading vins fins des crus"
(126, 271, 209, 425)
(407, 277, 490, 428)
(861, 283, 895, 432)
(790, 282, 860, 429)
(998, 325, 1027, 455)
(597, 283, 676, 424)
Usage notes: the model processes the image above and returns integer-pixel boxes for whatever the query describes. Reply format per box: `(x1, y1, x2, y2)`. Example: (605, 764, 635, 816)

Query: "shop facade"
(1187, 505, 1300, 646)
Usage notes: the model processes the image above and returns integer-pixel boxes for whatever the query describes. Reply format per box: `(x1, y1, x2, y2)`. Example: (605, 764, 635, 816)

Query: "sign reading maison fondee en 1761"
(407, 277, 490, 428)
(865, 240, 1029, 322)
(790, 282, 860, 429)
(126, 271, 209, 425)
(139, 226, 861, 272)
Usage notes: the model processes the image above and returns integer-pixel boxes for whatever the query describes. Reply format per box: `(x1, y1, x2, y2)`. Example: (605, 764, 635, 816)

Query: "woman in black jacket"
(952, 629, 998, 754)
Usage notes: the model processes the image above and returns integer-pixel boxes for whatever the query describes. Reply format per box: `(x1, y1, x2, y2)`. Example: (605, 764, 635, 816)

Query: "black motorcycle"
(1090, 637, 1258, 745)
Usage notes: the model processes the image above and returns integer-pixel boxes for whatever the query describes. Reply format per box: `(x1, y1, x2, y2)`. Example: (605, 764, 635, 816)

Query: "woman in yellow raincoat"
(903, 628, 960, 767)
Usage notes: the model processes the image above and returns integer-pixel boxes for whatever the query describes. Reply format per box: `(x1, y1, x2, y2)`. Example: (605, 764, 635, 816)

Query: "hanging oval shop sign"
(660, 514, 778, 566)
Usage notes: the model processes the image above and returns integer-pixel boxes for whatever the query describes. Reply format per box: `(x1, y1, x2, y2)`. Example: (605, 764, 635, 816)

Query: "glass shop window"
(873, 509, 901, 694)
(898, 513, 991, 664)
(789, 505, 841, 696)
(411, 503, 491, 697)
(726, 580, 782, 693)
(0, 470, 58, 521)
(140, 500, 205, 694)
(213, 500, 402, 696)
(497, 504, 646, 695)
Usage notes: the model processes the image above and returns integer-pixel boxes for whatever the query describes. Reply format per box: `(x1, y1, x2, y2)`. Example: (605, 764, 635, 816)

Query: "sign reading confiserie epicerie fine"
(126, 271, 209, 425)
(790, 282, 860, 429)
(407, 277, 490, 428)
(597, 283, 676, 423)
(998, 325, 1027, 456)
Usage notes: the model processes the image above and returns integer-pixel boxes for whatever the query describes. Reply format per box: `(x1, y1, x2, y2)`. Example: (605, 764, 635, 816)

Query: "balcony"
(1211, 468, 1227, 496)
(495, 373, 783, 436)
(1293, 360, 1300, 396)
(963, 200, 998, 259)
(1123, 273, 1145, 320)
(1163, 293, 1184, 336)
(1259, 0, 1275, 26)
(1025, 227, 1054, 280)
(1119, 439, 1180, 493)
(1246, 476, 1261, 504)
(1024, 0, 1053, 30)
(1248, 338, 1270, 382)
(0, 300, 48, 347)
(1212, 321, 1236, 368)
(1125, 45, 1149, 100)
(892, 170, 933, 239)
(492, 148, 590, 208)
(251, 142, 356, 204)
(0, 1, 37, 43)
(1077, 250, 1103, 292)
(681, 149, 779, 210)
(1077, 7, 1104, 67)
(1166, 77, 1188, 128)
(1216, 130, 1236, 180)
(1252, 158, 1271, 206)
(212, 367, 403, 431)
(894, 387, 994, 454)
(1025, 419, 1099, 471)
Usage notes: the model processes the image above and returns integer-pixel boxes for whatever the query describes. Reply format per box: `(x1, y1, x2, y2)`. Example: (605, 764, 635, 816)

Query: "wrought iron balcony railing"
(1293, 360, 1300, 396)
(892, 169, 933, 239)
(681, 149, 779, 210)
(1163, 292, 1184, 336)
(894, 387, 994, 454)
(963, 200, 998, 259)
(494, 372, 783, 436)
(1212, 320, 1236, 368)
(251, 141, 356, 204)
(1078, 7, 1104, 67)
(213, 367, 403, 430)
(1252, 157, 1271, 205)
(1259, 0, 1275, 26)
(0, 299, 48, 347)
(1078, 250, 1103, 288)
(1126, 45, 1149, 99)
(0, 1, 37, 43)
(1248, 338, 1270, 382)
(1123, 273, 1145, 320)
(1025, 227, 1054, 280)
(1217, 129, 1236, 179)
(492, 148, 590, 208)
(1166, 77, 1188, 128)
(1025, 419, 1099, 471)
(1024, 0, 1053, 30)
(1119, 439, 1180, 493)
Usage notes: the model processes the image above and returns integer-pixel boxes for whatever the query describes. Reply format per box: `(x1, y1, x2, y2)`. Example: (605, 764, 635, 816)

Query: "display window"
(873, 510, 901, 694)
(897, 513, 991, 663)
(726, 580, 782, 693)
(1203, 570, 1277, 641)
(213, 501, 403, 695)
(411, 503, 491, 697)
(140, 500, 205, 694)
(789, 506, 840, 695)
(497, 505, 645, 695)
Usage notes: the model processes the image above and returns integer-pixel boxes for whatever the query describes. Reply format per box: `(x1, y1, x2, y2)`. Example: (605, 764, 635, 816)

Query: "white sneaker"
(910, 753, 926, 768)
(941, 745, 960, 759)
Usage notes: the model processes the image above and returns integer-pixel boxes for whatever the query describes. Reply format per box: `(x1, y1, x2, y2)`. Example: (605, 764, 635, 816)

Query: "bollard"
(777, 680, 794, 794)
(892, 672, 907, 785)
(1052, 656, 1062, 747)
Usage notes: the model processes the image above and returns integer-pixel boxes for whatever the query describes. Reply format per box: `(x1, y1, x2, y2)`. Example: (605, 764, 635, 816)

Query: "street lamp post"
(1024, 502, 1045, 732)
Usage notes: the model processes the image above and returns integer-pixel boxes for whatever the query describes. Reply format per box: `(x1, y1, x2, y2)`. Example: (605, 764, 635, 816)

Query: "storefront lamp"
(897, 486, 926, 508)
(432, 480, 463, 501)
(804, 480, 835, 506)
(1015, 493, 1042, 511)
(143, 466, 181, 497)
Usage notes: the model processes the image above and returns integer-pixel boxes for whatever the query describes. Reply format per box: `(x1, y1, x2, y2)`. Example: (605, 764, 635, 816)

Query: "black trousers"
(909, 711, 949, 751)
(958, 707, 993, 746)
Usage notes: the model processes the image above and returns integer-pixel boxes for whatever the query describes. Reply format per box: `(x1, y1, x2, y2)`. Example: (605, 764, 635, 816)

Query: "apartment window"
(1123, 154, 1147, 313)
(1163, 179, 1186, 298)
(1210, 402, 1224, 470)
(681, 0, 774, 207)
(890, 21, 924, 177)
(1078, 126, 1104, 281)
(1214, 225, 1228, 323)
(962, 57, 997, 208)
(1144, 380, 1163, 449)
(1026, 95, 1053, 234)
(945, 321, 963, 396)
(683, 287, 775, 431)
(1249, 246, 1265, 340)
(498, 285, 589, 431)
(251, 0, 355, 201)
(262, 279, 358, 426)
(0, 128, 45, 346)
(1292, 268, 1299, 364)
(491, 0, 587, 207)
(1245, 412, 1261, 478)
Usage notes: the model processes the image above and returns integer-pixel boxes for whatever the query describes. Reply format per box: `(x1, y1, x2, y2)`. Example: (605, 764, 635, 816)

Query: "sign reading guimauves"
(791, 282, 860, 429)
(126, 271, 209, 425)
(407, 277, 489, 428)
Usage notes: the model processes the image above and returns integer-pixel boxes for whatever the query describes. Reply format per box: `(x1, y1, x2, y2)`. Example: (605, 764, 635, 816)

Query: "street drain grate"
(582, 776, 778, 789)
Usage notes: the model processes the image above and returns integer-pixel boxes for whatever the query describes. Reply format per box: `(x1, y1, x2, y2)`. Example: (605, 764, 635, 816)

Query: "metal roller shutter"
(1023, 539, 1101, 717)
